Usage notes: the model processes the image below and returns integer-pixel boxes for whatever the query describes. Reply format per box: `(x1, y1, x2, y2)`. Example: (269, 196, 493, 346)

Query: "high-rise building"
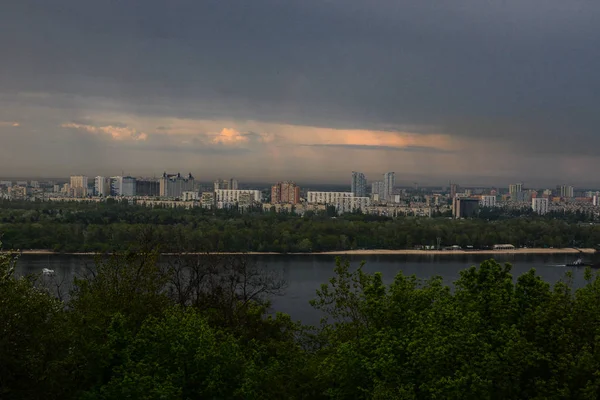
(450, 183, 458, 199)
(94, 176, 110, 197)
(509, 183, 523, 194)
(532, 198, 549, 215)
(119, 176, 136, 196)
(452, 197, 480, 219)
(383, 172, 395, 202)
(560, 185, 574, 198)
(351, 171, 367, 197)
(271, 181, 300, 204)
(136, 179, 160, 197)
(160, 173, 195, 198)
(371, 181, 384, 195)
(214, 178, 238, 191)
(70, 175, 88, 198)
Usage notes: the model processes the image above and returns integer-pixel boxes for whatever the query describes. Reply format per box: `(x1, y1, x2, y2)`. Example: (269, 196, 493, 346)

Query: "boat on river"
(565, 258, 600, 268)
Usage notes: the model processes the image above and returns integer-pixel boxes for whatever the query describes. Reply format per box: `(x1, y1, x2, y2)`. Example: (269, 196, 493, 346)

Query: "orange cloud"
(0, 121, 20, 127)
(211, 128, 249, 145)
(61, 123, 148, 141)
(69, 112, 458, 152)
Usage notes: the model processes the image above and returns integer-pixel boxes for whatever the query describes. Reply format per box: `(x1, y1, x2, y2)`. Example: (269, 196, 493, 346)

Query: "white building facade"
(335, 197, 371, 214)
(94, 176, 110, 197)
(480, 195, 497, 208)
(307, 191, 354, 204)
(215, 189, 261, 205)
(383, 172, 395, 201)
(70, 175, 88, 197)
(532, 198, 549, 215)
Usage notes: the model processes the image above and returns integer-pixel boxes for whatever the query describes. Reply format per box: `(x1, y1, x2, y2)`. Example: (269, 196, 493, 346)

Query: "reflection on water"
(14, 253, 598, 326)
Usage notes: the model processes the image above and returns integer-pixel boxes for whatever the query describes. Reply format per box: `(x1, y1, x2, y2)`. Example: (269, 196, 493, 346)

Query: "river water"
(14, 253, 600, 326)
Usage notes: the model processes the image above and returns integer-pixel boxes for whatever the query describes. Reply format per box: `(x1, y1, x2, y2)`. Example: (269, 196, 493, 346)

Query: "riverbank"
(8, 248, 597, 256)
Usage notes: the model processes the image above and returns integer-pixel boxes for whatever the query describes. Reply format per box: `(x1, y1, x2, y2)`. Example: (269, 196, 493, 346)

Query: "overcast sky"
(1, 1, 599, 187)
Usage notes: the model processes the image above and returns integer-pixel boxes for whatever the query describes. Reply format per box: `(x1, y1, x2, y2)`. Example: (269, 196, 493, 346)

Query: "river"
(13, 253, 600, 326)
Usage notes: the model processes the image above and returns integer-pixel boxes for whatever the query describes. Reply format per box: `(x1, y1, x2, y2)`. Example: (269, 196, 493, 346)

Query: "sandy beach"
(8, 248, 597, 256)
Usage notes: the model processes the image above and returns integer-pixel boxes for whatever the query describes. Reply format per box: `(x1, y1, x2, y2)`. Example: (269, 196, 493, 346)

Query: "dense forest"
(4, 239, 600, 399)
(0, 199, 599, 252)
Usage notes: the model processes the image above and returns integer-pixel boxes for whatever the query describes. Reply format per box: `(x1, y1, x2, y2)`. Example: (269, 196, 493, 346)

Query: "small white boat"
(42, 268, 55, 276)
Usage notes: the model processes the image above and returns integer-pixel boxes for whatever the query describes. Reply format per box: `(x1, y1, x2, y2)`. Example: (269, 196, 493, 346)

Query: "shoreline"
(8, 248, 597, 256)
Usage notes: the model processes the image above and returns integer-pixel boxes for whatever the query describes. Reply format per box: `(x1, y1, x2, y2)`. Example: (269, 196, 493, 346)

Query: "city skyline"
(0, 173, 590, 191)
(2, 2, 600, 185)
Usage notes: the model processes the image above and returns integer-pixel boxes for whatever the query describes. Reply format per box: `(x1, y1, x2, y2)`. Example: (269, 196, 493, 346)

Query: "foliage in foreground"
(3, 244, 600, 399)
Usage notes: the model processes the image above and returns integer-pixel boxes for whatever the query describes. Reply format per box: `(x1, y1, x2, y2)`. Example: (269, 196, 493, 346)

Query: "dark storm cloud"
(1, 0, 600, 182)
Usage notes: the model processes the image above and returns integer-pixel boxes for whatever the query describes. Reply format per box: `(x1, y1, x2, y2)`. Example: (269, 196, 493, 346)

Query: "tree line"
(0, 199, 599, 252)
(4, 239, 600, 399)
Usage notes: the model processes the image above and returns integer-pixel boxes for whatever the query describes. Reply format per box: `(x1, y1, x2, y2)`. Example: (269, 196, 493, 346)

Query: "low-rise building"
(215, 189, 261, 206)
(182, 191, 199, 201)
(8, 186, 28, 200)
(201, 192, 215, 209)
(307, 191, 353, 204)
(335, 196, 371, 214)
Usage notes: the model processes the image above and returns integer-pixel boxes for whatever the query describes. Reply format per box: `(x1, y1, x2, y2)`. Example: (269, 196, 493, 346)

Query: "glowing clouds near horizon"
(211, 128, 249, 145)
(61, 123, 148, 141)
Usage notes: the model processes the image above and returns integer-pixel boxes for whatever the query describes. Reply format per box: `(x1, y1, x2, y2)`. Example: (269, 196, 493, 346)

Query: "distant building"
(215, 189, 261, 207)
(509, 183, 523, 194)
(307, 191, 354, 205)
(383, 172, 395, 202)
(0, 180, 12, 187)
(201, 192, 215, 209)
(95, 176, 110, 197)
(480, 195, 497, 208)
(271, 181, 300, 204)
(8, 186, 28, 200)
(450, 183, 458, 199)
(560, 185, 574, 198)
(159, 173, 195, 198)
(532, 198, 549, 215)
(121, 177, 136, 196)
(335, 196, 371, 214)
(586, 191, 600, 198)
(214, 178, 238, 191)
(351, 171, 367, 197)
(136, 179, 160, 197)
(182, 191, 199, 201)
(371, 181, 384, 198)
(452, 197, 479, 219)
(70, 175, 88, 198)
